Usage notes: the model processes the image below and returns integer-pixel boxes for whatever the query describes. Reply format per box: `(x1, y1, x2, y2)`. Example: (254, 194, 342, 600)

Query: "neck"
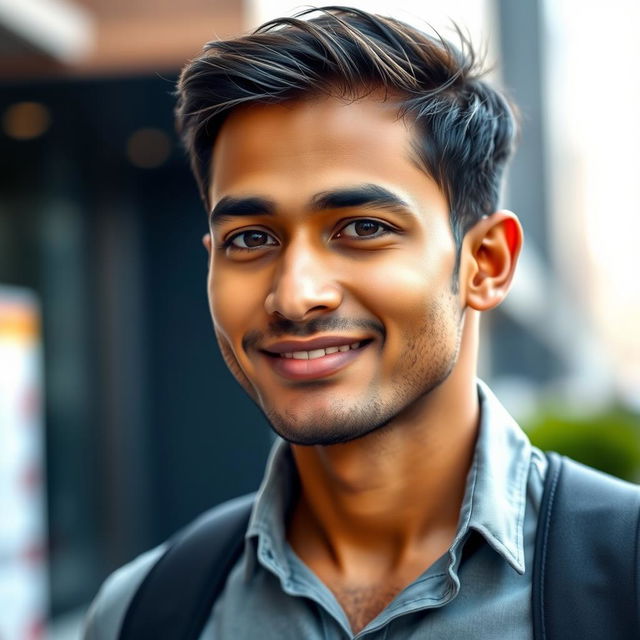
(288, 310, 480, 582)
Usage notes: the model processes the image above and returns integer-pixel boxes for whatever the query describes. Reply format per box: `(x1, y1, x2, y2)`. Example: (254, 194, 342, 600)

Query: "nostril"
(264, 284, 342, 321)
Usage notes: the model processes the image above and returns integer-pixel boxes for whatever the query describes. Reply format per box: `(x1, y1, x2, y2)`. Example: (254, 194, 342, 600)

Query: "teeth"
(280, 341, 364, 358)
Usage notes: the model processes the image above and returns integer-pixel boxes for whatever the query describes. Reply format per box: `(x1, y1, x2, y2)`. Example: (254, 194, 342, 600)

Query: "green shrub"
(523, 407, 640, 482)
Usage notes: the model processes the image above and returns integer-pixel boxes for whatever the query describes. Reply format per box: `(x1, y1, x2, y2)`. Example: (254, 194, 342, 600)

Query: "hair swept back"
(175, 5, 517, 245)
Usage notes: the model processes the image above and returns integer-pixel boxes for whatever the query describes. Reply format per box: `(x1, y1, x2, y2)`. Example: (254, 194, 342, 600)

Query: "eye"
(335, 219, 393, 239)
(226, 229, 279, 250)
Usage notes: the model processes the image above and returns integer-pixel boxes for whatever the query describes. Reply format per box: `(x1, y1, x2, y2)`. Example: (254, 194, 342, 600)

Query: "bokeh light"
(126, 127, 171, 169)
(2, 102, 51, 140)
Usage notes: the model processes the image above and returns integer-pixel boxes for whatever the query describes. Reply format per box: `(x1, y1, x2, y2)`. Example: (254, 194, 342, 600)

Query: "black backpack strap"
(533, 453, 640, 640)
(119, 493, 255, 640)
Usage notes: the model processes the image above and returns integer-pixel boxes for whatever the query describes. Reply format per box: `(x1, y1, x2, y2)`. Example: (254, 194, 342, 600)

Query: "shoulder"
(83, 544, 167, 640)
(542, 452, 640, 543)
(533, 454, 640, 639)
(83, 494, 256, 640)
(552, 453, 640, 501)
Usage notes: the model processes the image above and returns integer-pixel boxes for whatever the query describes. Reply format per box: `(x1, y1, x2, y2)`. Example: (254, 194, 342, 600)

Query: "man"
(84, 7, 636, 639)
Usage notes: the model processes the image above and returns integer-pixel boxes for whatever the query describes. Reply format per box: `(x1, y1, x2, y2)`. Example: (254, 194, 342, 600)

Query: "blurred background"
(0, 0, 638, 637)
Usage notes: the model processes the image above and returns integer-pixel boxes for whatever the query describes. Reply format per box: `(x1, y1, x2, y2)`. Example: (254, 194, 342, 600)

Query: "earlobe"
(203, 233, 212, 254)
(462, 210, 523, 312)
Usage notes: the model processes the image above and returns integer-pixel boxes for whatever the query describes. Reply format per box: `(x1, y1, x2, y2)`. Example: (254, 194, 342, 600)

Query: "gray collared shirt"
(85, 381, 546, 639)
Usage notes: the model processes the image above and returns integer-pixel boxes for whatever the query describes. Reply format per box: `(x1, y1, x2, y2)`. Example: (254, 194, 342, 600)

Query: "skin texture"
(204, 93, 522, 633)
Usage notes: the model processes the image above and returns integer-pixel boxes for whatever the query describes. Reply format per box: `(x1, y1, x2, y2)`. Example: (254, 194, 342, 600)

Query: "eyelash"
(222, 219, 396, 252)
(223, 229, 278, 251)
(335, 219, 394, 240)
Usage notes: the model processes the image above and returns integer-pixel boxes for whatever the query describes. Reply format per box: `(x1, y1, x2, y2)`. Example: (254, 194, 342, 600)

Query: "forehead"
(209, 94, 445, 214)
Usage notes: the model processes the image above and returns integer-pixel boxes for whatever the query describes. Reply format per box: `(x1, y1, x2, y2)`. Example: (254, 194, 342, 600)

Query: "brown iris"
(354, 220, 380, 236)
(244, 231, 270, 247)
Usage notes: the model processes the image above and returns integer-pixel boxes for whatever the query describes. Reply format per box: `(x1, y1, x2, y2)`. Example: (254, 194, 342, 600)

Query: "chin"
(261, 398, 393, 446)
(261, 362, 458, 446)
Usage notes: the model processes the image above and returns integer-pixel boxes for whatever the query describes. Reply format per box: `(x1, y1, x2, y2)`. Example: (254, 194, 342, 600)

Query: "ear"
(460, 210, 523, 311)
(203, 233, 212, 254)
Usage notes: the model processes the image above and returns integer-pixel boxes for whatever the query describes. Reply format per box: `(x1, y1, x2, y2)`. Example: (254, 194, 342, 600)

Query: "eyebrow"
(209, 184, 413, 225)
(311, 184, 411, 212)
(210, 196, 276, 224)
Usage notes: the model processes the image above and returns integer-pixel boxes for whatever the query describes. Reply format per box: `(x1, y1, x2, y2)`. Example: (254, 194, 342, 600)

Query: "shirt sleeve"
(83, 544, 167, 640)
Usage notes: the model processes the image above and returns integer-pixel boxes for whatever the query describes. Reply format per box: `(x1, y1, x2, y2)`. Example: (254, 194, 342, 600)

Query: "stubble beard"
(257, 296, 463, 446)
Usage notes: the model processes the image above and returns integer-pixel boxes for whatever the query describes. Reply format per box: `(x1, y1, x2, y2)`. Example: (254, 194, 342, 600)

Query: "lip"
(262, 340, 371, 381)
(262, 335, 371, 355)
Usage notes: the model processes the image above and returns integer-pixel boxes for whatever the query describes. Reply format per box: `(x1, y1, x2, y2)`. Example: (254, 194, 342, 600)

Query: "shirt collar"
(457, 379, 531, 574)
(245, 437, 296, 579)
(246, 379, 531, 577)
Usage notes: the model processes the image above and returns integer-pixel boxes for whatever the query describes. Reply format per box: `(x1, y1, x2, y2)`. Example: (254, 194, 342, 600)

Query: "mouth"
(274, 340, 365, 360)
(260, 338, 373, 381)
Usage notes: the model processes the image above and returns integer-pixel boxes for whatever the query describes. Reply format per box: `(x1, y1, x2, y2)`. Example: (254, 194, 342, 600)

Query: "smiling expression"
(206, 93, 464, 445)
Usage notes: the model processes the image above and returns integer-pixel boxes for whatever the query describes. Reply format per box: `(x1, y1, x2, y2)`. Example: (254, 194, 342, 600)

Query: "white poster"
(0, 286, 47, 640)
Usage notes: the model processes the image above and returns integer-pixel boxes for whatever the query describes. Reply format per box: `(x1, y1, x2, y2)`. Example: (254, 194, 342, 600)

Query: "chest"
(211, 540, 534, 639)
(325, 581, 404, 634)
(302, 544, 454, 634)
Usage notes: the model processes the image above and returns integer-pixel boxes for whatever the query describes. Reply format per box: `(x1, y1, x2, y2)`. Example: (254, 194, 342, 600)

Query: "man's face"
(207, 94, 463, 445)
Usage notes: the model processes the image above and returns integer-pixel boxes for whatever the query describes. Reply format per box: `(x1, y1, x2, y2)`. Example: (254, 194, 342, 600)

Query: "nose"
(264, 241, 342, 321)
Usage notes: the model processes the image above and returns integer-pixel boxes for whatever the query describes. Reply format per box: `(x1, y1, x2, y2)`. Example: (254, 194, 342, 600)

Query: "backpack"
(119, 453, 640, 639)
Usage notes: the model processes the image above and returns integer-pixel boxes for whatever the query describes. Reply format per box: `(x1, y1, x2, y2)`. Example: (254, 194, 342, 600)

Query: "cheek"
(353, 246, 453, 316)
(352, 244, 457, 364)
(208, 264, 263, 342)
(208, 267, 262, 397)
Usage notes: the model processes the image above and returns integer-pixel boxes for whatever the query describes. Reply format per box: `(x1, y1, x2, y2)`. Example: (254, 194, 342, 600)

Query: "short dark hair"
(175, 6, 517, 246)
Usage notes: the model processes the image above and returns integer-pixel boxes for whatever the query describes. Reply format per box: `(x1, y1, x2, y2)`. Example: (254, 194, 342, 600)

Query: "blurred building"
(0, 0, 637, 637)
(1, 1, 275, 635)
